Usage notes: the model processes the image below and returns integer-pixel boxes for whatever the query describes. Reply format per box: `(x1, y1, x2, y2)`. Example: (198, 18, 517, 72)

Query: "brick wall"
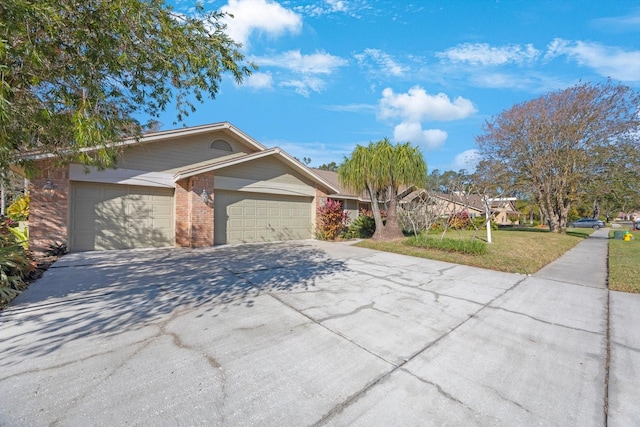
(313, 187, 328, 238)
(29, 163, 69, 254)
(175, 172, 215, 248)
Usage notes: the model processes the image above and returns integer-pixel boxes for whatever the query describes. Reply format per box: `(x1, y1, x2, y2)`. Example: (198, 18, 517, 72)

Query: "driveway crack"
(284, 275, 529, 425)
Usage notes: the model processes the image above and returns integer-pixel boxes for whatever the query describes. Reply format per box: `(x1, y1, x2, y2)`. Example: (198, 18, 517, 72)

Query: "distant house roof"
(402, 190, 517, 214)
(310, 169, 371, 201)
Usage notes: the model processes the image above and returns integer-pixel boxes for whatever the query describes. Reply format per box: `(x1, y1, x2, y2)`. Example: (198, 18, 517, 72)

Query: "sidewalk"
(534, 228, 640, 426)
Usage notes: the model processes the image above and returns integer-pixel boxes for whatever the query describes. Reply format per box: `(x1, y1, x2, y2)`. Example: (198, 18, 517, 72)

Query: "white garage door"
(214, 191, 312, 245)
(70, 182, 174, 251)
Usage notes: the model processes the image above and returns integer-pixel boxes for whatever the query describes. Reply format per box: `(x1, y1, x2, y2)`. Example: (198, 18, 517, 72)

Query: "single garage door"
(214, 191, 312, 245)
(70, 182, 174, 251)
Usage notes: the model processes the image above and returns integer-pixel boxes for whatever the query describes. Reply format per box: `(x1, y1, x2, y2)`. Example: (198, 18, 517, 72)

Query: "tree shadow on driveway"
(0, 242, 348, 360)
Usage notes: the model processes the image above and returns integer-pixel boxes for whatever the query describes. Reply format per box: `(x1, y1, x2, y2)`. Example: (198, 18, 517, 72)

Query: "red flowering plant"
(317, 199, 350, 240)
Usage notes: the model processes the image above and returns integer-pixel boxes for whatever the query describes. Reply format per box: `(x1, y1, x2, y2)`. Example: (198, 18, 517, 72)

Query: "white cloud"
(324, 103, 377, 113)
(294, 0, 358, 17)
(243, 72, 273, 89)
(592, 11, 640, 32)
(544, 38, 640, 82)
(451, 149, 481, 172)
(252, 50, 348, 74)
(469, 72, 568, 93)
(393, 122, 448, 150)
(355, 48, 408, 77)
(437, 43, 540, 66)
(221, 0, 302, 46)
(281, 77, 325, 97)
(379, 86, 477, 122)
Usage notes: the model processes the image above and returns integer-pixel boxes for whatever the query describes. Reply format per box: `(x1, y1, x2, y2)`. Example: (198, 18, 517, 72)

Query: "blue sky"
(162, 0, 640, 172)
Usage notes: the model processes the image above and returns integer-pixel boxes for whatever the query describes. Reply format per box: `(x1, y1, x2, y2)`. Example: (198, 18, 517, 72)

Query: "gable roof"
(20, 121, 267, 161)
(403, 191, 517, 214)
(310, 169, 371, 201)
(175, 148, 340, 194)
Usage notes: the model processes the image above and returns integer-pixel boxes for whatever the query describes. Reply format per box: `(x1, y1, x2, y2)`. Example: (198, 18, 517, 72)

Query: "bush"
(0, 225, 33, 306)
(468, 217, 498, 231)
(346, 214, 376, 238)
(448, 211, 471, 230)
(316, 199, 349, 240)
(405, 234, 487, 255)
(7, 194, 29, 222)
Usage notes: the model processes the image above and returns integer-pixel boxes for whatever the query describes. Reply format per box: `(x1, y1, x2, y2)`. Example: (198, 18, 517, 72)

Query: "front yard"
(609, 229, 640, 293)
(356, 228, 591, 275)
(357, 226, 640, 293)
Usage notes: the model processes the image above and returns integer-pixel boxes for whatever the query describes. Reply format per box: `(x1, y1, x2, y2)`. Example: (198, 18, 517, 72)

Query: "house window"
(210, 139, 233, 152)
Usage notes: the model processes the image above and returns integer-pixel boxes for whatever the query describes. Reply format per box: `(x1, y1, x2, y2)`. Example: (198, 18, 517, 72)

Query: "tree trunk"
(376, 186, 404, 240)
(367, 184, 386, 239)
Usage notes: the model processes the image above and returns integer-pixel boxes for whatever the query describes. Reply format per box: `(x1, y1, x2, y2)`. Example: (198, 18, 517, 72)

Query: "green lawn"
(355, 228, 592, 275)
(609, 229, 640, 293)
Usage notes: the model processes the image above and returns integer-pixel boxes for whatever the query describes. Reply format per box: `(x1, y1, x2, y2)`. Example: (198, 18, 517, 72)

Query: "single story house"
(310, 168, 371, 220)
(401, 190, 518, 225)
(20, 122, 340, 253)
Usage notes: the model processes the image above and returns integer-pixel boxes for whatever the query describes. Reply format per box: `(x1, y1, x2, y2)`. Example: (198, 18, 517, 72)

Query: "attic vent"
(210, 139, 232, 152)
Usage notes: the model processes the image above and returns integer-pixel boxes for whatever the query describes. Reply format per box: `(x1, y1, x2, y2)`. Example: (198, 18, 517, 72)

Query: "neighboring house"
(310, 169, 371, 220)
(401, 190, 518, 225)
(16, 122, 339, 253)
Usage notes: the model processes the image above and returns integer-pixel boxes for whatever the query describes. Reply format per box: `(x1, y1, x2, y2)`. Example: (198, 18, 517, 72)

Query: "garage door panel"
(214, 191, 311, 245)
(70, 182, 174, 251)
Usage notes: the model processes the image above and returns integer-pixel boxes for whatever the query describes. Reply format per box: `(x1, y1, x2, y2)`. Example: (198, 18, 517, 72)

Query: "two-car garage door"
(70, 182, 174, 251)
(69, 184, 312, 250)
(214, 191, 312, 245)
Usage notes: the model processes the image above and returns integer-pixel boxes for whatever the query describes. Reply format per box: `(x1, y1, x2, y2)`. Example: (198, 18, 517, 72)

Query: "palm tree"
(338, 138, 427, 240)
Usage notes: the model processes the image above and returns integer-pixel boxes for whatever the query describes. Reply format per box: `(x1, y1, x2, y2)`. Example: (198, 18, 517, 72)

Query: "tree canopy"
(0, 0, 255, 174)
(338, 138, 427, 240)
(476, 81, 640, 232)
(316, 161, 339, 172)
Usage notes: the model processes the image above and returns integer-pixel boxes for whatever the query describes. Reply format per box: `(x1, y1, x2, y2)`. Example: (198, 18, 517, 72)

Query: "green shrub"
(0, 227, 33, 306)
(7, 194, 29, 221)
(468, 217, 498, 230)
(347, 214, 376, 238)
(405, 234, 487, 255)
(7, 225, 28, 250)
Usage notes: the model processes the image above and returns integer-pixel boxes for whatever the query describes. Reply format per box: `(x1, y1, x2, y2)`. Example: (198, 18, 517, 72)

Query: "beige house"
(21, 122, 339, 252)
(401, 190, 518, 225)
(310, 168, 371, 220)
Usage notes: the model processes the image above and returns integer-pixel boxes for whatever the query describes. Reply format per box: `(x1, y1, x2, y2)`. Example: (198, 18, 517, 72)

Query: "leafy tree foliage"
(316, 161, 339, 172)
(477, 81, 640, 233)
(338, 138, 427, 240)
(425, 169, 471, 193)
(0, 0, 255, 173)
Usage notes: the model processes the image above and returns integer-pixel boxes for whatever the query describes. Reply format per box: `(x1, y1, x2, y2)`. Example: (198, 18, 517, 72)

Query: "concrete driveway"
(0, 239, 623, 425)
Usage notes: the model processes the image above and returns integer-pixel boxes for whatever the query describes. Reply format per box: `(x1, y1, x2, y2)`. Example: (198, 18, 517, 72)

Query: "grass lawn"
(355, 228, 592, 275)
(608, 229, 640, 293)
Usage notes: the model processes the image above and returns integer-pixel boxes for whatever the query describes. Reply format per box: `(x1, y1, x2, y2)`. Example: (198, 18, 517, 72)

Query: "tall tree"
(1, 0, 255, 173)
(477, 81, 640, 233)
(338, 138, 427, 240)
(316, 161, 339, 172)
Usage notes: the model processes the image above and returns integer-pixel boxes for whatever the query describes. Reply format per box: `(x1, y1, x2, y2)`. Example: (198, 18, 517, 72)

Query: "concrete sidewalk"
(0, 230, 637, 425)
(533, 228, 640, 426)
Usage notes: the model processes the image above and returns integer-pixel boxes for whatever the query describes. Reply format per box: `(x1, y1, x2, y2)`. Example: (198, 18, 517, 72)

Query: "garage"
(214, 190, 312, 245)
(70, 182, 174, 251)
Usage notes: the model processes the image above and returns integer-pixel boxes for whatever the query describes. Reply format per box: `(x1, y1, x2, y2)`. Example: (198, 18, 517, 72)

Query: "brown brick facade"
(27, 163, 217, 252)
(174, 172, 215, 248)
(29, 163, 69, 254)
